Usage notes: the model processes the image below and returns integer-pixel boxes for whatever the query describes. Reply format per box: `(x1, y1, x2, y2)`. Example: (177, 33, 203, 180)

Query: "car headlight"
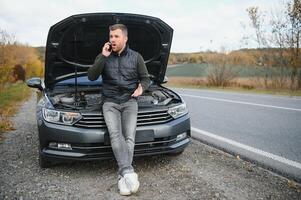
(42, 108, 81, 125)
(168, 102, 188, 119)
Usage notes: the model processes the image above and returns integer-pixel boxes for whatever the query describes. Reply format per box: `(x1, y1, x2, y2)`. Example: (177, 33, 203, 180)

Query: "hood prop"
(73, 31, 86, 108)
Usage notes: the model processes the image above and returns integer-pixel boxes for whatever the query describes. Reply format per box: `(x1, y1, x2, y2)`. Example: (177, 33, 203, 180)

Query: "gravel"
(0, 93, 300, 200)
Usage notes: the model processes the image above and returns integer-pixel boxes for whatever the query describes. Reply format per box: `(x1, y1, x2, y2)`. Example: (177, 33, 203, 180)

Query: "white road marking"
(191, 127, 301, 170)
(180, 93, 301, 112)
(172, 87, 301, 101)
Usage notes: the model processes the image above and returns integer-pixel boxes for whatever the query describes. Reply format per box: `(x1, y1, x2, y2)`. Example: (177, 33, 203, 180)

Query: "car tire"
(168, 149, 184, 156)
(39, 153, 52, 168)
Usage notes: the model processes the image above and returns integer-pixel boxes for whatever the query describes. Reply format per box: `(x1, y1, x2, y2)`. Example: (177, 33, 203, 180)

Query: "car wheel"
(168, 149, 184, 156)
(39, 153, 52, 168)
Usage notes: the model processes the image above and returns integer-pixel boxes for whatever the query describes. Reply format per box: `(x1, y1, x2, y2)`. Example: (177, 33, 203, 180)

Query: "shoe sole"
(119, 191, 131, 196)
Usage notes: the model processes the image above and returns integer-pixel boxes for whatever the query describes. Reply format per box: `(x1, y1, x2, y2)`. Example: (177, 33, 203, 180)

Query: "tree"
(286, 0, 301, 89)
(0, 29, 16, 90)
(0, 28, 44, 91)
(246, 0, 301, 90)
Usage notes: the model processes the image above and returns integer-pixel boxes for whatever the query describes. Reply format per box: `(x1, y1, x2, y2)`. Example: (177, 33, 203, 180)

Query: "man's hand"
(102, 42, 112, 57)
(131, 84, 143, 97)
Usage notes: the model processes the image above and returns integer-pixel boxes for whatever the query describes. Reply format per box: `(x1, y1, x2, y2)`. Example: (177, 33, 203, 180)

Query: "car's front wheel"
(39, 152, 52, 168)
(168, 149, 185, 156)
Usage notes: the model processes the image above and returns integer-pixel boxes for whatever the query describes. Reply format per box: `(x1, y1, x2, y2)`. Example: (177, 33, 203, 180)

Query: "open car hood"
(45, 13, 173, 88)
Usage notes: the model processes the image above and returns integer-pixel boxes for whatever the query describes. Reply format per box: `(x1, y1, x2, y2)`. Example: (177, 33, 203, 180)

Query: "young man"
(87, 24, 150, 195)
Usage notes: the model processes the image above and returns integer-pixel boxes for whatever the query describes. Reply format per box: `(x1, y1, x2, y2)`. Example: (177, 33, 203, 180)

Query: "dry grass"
(165, 77, 208, 87)
(0, 82, 32, 140)
(164, 76, 301, 96)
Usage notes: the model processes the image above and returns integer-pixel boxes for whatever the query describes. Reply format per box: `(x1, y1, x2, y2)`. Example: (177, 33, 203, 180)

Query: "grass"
(165, 64, 301, 96)
(168, 84, 301, 96)
(0, 82, 32, 140)
(166, 63, 295, 77)
(164, 77, 301, 97)
(167, 63, 208, 77)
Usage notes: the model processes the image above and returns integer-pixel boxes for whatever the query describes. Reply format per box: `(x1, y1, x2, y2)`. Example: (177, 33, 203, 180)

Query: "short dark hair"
(109, 24, 128, 36)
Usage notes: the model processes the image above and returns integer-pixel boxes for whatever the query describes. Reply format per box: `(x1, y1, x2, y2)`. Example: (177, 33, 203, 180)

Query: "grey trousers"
(102, 98, 138, 176)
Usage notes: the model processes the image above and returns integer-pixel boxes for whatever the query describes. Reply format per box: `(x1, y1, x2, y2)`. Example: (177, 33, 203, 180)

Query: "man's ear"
(125, 36, 128, 43)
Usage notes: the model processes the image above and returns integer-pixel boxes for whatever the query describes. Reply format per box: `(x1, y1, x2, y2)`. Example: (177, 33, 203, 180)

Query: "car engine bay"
(48, 86, 181, 111)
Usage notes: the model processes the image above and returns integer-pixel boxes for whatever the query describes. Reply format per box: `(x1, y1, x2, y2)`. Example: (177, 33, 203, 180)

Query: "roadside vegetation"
(165, 63, 301, 96)
(0, 29, 43, 138)
(0, 82, 31, 137)
(167, 0, 301, 95)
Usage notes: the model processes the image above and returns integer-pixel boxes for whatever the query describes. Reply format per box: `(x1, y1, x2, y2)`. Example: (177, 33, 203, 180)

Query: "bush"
(206, 55, 238, 87)
(13, 64, 26, 82)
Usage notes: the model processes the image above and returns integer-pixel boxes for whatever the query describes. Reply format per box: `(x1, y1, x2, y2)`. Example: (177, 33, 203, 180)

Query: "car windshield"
(55, 76, 102, 86)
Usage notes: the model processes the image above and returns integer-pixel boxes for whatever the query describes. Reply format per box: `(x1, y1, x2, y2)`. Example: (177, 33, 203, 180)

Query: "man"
(87, 24, 150, 196)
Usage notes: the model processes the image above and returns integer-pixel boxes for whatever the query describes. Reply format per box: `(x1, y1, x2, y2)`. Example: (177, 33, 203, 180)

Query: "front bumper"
(38, 114, 191, 161)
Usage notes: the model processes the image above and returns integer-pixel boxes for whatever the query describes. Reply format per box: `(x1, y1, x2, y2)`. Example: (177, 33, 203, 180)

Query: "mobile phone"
(108, 43, 112, 51)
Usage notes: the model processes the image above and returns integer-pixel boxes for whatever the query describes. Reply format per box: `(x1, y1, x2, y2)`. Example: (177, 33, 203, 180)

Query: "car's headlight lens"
(168, 102, 188, 119)
(42, 108, 81, 125)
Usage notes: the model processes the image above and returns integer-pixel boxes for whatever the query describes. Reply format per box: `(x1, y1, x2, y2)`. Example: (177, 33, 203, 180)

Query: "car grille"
(74, 109, 173, 128)
(53, 135, 186, 159)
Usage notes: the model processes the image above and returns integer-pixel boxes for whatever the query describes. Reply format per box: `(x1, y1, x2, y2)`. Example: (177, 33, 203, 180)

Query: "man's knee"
(110, 130, 123, 142)
(126, 137, 135, 149)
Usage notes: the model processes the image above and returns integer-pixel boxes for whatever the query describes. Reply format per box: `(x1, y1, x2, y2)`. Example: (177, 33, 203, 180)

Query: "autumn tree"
(0, 29, 16, 90)
(0, 28, 44, 91)
(286, 0, 301, 89)
(247, 0, 301, 90)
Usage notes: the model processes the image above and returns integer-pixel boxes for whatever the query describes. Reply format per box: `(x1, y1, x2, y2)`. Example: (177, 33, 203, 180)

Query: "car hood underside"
(45, 13, 173, 88)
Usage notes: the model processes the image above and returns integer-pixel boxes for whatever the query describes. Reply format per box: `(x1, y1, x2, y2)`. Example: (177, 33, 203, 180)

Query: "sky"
(0, 0, 285, 53)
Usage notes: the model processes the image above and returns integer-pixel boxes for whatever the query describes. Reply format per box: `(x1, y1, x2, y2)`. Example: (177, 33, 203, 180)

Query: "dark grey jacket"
(88, 45, 151, 103)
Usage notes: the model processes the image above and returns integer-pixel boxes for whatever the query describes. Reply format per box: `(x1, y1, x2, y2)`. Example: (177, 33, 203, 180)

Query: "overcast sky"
(0, 0, 285, 52)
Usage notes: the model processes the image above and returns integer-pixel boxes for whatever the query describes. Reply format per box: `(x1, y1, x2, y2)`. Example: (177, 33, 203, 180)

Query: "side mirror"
(26, 77, 44, 91)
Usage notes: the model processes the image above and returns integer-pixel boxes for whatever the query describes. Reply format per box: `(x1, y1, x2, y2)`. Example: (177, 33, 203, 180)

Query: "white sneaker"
(118, 176, 131, 196)
(124, 172, 140, 194)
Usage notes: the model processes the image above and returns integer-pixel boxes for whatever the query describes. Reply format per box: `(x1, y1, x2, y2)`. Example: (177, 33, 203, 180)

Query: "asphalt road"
(171, 87, 301, 182)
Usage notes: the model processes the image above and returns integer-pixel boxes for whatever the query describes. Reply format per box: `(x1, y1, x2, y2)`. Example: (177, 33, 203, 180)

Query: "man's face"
(109, 29, 127, 52)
